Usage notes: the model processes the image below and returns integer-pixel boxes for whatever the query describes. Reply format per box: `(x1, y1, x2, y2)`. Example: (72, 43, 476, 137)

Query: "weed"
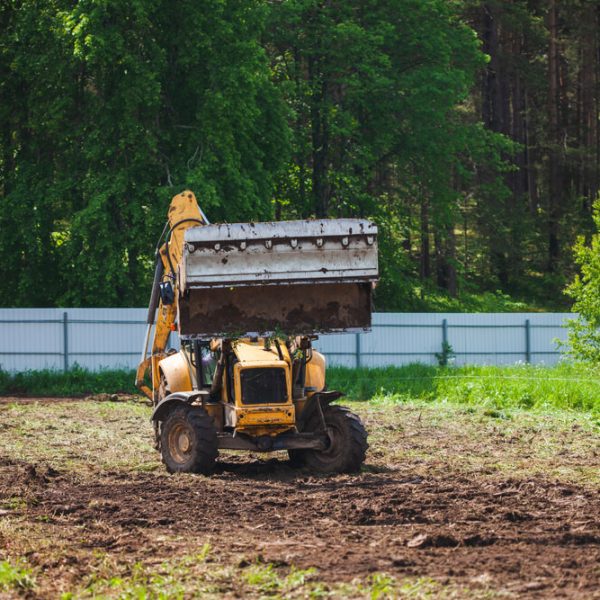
(3, 497, 27, 511)
(242, 562, 317, 595)
(435, 341, 456, 367)
(0, 559, 36, 592)
(365, 572, 396, 599)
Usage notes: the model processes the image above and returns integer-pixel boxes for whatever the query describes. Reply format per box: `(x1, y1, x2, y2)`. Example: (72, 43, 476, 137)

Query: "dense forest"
(0, 0, 599, 311)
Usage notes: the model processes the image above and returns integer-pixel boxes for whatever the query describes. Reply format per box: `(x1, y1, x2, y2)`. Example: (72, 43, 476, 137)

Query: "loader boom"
(135, 190, 207, 400)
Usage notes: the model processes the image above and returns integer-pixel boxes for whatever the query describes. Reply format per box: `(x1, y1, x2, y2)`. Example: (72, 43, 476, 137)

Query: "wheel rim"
(320, 423, 343, 457)
(167, 421, 194, 464)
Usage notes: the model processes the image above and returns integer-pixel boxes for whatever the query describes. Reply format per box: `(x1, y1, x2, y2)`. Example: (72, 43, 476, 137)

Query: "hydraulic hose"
(146, 257, 164, 325)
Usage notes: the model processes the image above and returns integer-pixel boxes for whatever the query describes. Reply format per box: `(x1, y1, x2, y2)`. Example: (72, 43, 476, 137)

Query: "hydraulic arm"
(135, 190, 208, 400)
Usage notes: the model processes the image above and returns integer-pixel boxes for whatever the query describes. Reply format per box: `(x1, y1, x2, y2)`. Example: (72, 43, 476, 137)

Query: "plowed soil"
(0, 397, 598, 598)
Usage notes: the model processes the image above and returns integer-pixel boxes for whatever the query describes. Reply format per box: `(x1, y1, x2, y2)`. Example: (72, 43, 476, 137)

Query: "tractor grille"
(240, 368, 287, 405)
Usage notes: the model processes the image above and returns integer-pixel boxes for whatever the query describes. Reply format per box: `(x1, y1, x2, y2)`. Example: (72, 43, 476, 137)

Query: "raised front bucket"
(178, 219, 378, 338)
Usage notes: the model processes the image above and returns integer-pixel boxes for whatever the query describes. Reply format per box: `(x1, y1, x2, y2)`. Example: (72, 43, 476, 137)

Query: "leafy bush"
(565, 199, 600, 363)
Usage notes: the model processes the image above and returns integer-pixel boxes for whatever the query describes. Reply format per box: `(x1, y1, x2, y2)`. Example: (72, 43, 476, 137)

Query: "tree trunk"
(547, 0, 561, 271)
(419, 198, 430, 281)
(435, 226, 457, 297)
(309, 58, 330, 218)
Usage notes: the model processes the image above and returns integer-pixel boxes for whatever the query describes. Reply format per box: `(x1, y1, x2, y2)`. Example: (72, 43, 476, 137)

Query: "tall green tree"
(0, 0, 289, 307)
(267, 0, 511, 308)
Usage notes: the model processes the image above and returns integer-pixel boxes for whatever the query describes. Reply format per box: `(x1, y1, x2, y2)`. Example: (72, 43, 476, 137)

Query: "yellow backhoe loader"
(135, 191, 378, 474)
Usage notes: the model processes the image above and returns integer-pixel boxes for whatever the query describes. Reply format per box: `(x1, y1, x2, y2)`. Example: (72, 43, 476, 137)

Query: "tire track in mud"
(2, 458, 599, 598)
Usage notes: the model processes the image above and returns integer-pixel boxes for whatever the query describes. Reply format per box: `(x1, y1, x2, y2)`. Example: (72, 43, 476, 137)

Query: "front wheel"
(298, 405, 368, 474)
(160, 406, 218, 474)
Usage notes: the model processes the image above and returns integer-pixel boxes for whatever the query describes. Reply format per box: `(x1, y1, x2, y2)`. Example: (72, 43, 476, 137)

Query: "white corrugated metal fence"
(0, 309, 572, 372)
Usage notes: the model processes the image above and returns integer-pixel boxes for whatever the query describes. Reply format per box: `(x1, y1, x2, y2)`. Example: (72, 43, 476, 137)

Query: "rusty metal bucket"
(178, 219, 378, 338)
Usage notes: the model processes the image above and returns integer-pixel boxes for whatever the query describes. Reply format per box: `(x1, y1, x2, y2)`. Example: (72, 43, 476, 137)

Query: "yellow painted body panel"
(232, 358, 295, 435)
(232, 339, 292, 366)
(305, 350, 326, 393)
(159, 351, 194, 393)
(234, 406, 295, 437)
(214, 340, 296, 436)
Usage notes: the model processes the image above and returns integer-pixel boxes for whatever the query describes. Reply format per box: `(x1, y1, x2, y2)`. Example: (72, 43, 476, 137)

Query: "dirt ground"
(0, 396, 598, 598)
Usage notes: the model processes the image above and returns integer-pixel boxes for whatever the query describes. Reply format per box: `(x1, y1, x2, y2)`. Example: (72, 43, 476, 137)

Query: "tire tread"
(160, 406, 218, 474)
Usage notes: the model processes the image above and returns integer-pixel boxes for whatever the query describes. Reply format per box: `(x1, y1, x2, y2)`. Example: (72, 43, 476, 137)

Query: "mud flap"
(296, 391, 344, 432)
(150, 391, 203, 422)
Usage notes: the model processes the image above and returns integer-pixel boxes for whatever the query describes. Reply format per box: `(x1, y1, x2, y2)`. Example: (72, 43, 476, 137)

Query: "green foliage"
(416, 289, 533, 312)
(1, 1, 594, 311)
(242, 563, 317, 595)
(0, 0, 289, 307)
(82, 550, 211, 600)
(0, 559, 36, 592)
(434, 341, 456, 367)
(268, 0, 513, 310)
(565, 199, 600, 363)
(361, 573, 396, 600)
(0, 366, 137, 396)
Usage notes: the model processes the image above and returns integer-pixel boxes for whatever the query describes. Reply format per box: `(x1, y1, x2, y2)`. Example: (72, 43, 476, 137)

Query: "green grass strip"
(328, 363, 600, 413)
(0, 366, 137, 396)
(1, 362, 598, 414)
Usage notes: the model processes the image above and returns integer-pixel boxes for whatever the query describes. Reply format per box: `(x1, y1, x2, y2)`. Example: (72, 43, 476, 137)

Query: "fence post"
(355, 332, 361, 368)
(442, 318, 448, 347)
(525, 318, 531, 364)
(63, 311, 69, 372)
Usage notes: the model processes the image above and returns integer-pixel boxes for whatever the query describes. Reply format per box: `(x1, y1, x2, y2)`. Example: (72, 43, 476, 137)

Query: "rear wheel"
(296, 405, 368, 474)
(160, 406, 218, 474)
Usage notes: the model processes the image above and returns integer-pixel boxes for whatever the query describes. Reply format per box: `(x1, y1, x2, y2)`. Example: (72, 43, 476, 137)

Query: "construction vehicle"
(135, 190, 378, 474)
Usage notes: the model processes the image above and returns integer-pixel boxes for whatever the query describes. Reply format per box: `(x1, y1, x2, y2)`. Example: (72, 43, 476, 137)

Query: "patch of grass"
(0, 365, 137, 396)
(353, 400, 600, 486)
(0, 559, 36, 592)
(78, 546, 214, 599)
(242, 562, 317, 595)
(341, 573, 506, 599)
(2, 497, 27, 511)
(361, 572, 396, 599)
(74, 558, 498, 600)
(0, 400, 156, 472)
(329, 362, 600, 414)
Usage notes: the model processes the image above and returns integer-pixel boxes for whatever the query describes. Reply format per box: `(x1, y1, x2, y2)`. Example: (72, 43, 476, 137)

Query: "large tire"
(300, 405, 368, 474)
(160, 406, 218, 474)
(287, 448, 306, 468)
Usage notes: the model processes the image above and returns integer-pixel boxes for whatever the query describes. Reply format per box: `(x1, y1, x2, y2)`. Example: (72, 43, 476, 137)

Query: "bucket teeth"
(182, 219, 378, 289)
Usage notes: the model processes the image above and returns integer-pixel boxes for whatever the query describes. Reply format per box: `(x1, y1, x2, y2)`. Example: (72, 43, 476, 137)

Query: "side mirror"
(159, 281, 175, 305)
